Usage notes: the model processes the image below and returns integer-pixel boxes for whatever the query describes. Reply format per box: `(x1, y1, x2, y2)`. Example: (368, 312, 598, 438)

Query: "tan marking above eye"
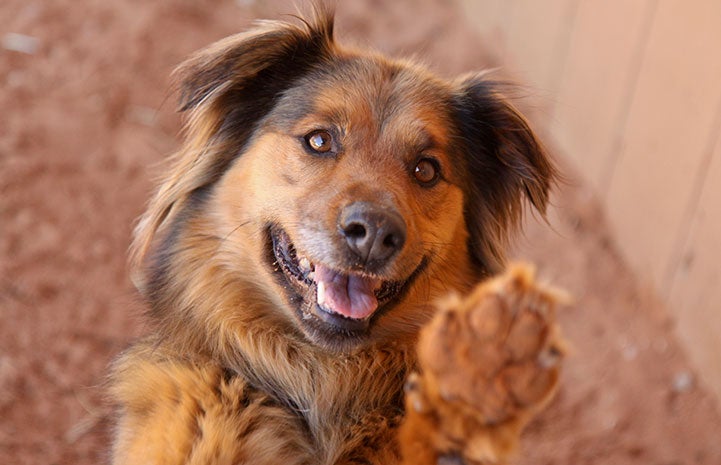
(305, 130, 333, 153)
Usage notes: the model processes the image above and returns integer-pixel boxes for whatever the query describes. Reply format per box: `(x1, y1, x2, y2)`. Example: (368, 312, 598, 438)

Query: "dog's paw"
(406, 264, 566, 464)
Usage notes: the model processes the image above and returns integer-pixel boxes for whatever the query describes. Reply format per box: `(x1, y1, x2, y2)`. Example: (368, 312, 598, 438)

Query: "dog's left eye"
(413, 157, 441, 186)
(304, 130, 334, 154)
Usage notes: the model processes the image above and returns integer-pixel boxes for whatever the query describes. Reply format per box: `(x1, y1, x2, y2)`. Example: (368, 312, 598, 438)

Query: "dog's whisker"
(217, 220, 253, 244)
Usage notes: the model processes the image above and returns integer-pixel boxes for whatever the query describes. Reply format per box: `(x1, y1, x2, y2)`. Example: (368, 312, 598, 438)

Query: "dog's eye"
(304, 130, 333, 154)
(413, 158, 441, 186)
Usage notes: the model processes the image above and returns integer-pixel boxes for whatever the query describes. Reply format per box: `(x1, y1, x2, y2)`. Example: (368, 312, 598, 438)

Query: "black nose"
(339, 202, 406, 265)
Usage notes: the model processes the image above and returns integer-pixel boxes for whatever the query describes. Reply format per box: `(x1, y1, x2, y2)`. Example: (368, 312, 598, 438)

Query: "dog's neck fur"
(214, 281, 414, 458)
(221, 327, 413, 461)
(214, 305, 414, 462)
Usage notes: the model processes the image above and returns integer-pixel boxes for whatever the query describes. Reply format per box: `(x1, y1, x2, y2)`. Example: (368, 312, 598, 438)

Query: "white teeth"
(299, 257, 311, 271)
(307, 271, 315, 281)
(317, 281, 326, 305)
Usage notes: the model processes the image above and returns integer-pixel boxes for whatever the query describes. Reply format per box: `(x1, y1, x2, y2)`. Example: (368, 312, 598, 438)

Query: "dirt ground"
(2, 1, 720, 464)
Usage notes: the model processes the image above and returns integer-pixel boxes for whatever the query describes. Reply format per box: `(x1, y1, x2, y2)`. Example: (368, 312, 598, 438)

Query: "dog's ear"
(173, 3, 335, 149)
(175, 5, 334, 113)
(451, 75, 557, 275)
(131, 5, 336, 293)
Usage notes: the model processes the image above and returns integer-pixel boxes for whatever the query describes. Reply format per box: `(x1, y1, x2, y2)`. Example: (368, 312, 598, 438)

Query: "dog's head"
(131, 6, 556, 352)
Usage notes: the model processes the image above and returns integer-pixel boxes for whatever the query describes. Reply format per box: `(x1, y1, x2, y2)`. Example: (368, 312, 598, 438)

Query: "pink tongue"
(314, 264, 380, 319)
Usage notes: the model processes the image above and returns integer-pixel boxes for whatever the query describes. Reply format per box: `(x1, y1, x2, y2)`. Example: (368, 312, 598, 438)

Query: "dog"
(110, 4, 564, 464)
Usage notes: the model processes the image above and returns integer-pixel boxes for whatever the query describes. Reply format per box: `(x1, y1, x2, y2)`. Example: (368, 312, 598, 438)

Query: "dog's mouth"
(268, 225, 423, 347)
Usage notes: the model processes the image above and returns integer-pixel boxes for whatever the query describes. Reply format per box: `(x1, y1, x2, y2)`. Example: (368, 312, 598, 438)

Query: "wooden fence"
(459, 0, 721, 400)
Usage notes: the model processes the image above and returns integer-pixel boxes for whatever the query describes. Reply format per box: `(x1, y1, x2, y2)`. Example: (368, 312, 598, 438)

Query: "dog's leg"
(398, 265, 565, 465)
(111, 347, 314, 465)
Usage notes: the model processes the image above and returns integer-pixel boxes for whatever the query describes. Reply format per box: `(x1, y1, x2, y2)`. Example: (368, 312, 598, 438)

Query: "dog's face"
(132, 8, 555, 353)
(215, 59, 470, 349)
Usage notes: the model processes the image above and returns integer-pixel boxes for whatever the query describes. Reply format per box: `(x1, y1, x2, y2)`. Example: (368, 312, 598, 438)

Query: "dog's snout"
(339, 202, 406, 265)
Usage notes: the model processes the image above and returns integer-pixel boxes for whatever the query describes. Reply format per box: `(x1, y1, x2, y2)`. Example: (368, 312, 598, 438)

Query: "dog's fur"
(111, 5, 562, 465)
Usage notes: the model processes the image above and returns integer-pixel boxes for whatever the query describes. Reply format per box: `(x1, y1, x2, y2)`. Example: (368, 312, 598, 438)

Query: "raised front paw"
(403, 264, 566, 464)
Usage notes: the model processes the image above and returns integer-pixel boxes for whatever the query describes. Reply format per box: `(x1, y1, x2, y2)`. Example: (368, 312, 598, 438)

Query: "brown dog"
(111, 5, 564, 464)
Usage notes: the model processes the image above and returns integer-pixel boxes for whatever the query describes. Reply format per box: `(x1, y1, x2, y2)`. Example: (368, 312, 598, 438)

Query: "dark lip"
(266, 224, 427, 349)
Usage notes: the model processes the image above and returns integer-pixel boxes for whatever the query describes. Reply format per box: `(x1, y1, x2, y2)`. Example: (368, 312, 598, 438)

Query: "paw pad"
(417, 264, 566, 425)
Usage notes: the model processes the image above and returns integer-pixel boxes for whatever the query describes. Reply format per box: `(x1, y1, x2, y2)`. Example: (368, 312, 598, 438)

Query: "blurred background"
(461, 0, 721, 405)
(1, 0, 719, 464)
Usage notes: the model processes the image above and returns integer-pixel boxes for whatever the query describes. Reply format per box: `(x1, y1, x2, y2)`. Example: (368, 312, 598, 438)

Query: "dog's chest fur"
(112, 336, 413, 465)
(230, 338, 414, 463)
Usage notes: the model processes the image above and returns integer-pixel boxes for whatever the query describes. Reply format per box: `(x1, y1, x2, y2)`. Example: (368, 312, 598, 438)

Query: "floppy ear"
(451, 75, 557, 275)
(176, 7, 334, 113)
(130, 6, 336, 293)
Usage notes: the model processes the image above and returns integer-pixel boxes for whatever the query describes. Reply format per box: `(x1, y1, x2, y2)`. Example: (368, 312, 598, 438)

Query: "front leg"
(399, 264, 566, 465)
(111, 346, 314, 465)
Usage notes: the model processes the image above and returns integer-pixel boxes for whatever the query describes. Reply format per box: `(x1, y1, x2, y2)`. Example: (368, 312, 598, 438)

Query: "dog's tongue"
(314, 264, 380, 319)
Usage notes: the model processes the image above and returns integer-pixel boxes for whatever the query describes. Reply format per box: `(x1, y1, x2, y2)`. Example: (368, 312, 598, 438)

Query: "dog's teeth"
(307, 271, 315, 281)
(299, 257, 311, 271)
(317, 281, 326, 305)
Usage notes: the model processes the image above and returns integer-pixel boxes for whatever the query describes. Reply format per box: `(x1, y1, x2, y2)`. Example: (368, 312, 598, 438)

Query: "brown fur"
(111, 4, 562, 465)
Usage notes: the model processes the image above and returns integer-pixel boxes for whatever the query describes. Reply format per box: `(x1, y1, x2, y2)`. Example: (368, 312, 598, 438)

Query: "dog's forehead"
(271, 56, 453, 142)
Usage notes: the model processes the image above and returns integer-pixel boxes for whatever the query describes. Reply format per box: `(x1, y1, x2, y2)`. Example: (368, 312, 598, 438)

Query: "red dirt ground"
(2, 1, 720, 464)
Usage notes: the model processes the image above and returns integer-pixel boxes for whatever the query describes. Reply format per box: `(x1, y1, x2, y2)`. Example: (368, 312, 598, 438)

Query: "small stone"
(622, 345, 638, 361)
(672, 371, 694, 393)
(127, 105, 157, 127)
(2, 33, 39, 54)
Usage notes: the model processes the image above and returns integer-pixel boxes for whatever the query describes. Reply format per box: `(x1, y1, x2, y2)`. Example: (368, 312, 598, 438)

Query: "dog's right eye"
(304, 130, 334, 154)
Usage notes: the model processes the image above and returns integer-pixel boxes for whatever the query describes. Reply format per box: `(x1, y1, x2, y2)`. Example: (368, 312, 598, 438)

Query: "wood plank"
(550, 1, 653, 192)
(668, 126, 721, 401)
(458, 0, 576, 123)
(458, 0, 513, 52)
(504, 0, 577, 97)
(605, 0, 721, 285)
